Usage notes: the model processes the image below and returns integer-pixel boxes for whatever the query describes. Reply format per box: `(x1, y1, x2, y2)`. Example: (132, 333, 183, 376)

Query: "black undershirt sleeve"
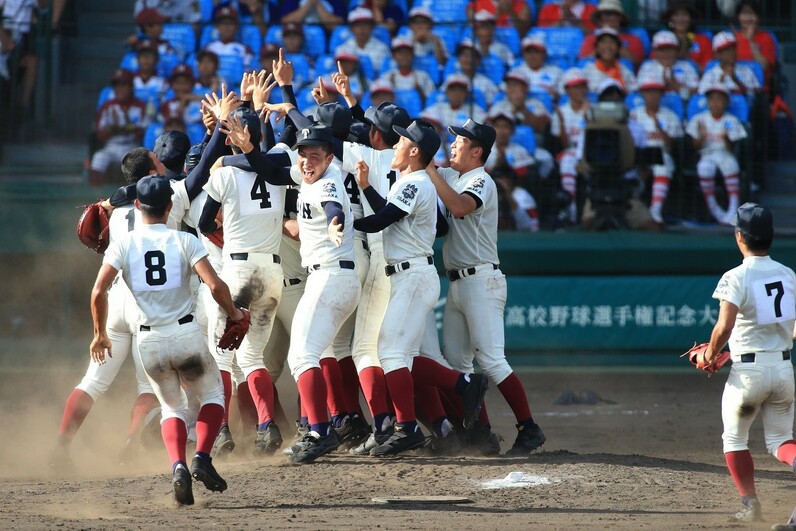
(221, 150, 295, 185)
(353, 203, 407, 233)
(362, 185, 387, 212)
(435, 205, 449, 237)
(463, 191, 483, 209)
(321, 201, 345, 227)
(287, 107, 313, 131)
(198, 197, 221, 235)
(184, 126, 227, 201)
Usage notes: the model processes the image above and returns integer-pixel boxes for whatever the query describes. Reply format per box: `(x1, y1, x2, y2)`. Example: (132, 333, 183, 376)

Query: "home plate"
(479, 472, 554, 489)
(371, 496, 475, 505)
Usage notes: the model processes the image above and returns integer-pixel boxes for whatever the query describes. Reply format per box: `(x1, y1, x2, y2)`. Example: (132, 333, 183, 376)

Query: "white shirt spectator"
(342, 36, 390, 78)
(698, 63, 760, 96)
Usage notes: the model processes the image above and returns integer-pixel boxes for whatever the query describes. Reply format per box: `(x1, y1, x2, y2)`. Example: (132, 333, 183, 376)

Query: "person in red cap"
(697, 31, 760, 96)
(90, 69, 149, 186)
(341, 7, 390, 77)
(204, 5, 254, 69)
(405, 6, 448, 64)
(376, 37, 436, 103)
(466, 0, 532, 36)
(578, 0, 645, 69)
(537, 0, 597, 33)
(127, 8, 177, 58)
(160, 65, 203, 127)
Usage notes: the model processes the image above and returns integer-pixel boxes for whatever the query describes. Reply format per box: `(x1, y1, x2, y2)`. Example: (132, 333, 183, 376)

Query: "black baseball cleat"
(254, 423, 282, 456)
(190, 456, 227, 493)
(370, 424, 426, 457)
(423, 432, 463, 456)
(461, 373, 489, 429)
(172, 464, 194, 506)
(211, 425, 235, 459)
(334, 415, 372, 450)
(504, 423, 546, 456)
(732, 498, 763, 522)
(462, 421, 502, 456)
(288, 429, 341, 464)
(283, 422, 311, 456)
(350, 427, 393, 455)
(48, 443, 76, 477)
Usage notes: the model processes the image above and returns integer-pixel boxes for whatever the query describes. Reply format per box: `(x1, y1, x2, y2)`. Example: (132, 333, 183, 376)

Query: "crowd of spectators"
(88, 0, 783, 230)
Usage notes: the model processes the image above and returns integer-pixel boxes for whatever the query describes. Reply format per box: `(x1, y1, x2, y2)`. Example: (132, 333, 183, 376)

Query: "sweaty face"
(449, 135, 478, 171)
(298, 145, 334, 184)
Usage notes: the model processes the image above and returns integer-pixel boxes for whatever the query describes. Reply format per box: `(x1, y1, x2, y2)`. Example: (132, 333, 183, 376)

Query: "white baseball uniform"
(103, 224, 224, 422)
(637, 59, 699, 96)
(629, 106, 683, 179)
(205, 40, 254, 68)
(712, 256, 796, 455)
(514, 63, 563, 97)
(342, 36, 390, 76)
(551, 102, 588, 177)
(686, 110, 747, 181)
(422, 102, 487, 141)
(698, 64, 761, 95)
(287, 164, 361, 379)
(582, 61, 637, 93)
(376, 69, 437, 99)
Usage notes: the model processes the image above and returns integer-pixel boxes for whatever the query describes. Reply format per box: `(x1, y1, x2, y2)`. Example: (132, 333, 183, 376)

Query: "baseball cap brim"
(447, 124, 477, 139)
(291, 138, 330, 150)
(363, 106, 385, 133)
(392, 124, 411, 140)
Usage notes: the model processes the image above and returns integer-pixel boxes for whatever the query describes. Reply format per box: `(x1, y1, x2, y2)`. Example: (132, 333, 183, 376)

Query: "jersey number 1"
(144, 250, 168, 286)
(250, 175, 272, 208)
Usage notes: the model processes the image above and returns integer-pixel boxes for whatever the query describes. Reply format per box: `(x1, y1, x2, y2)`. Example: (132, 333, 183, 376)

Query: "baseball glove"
(206, 210, 224, 249)
(218, 308, 251, 350)
(681, 342, 731, 376)
(77, 201, 110, 253)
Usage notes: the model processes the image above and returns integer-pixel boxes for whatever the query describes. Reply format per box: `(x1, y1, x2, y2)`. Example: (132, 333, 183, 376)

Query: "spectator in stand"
(491, 166, 540, 232)
(160, 64, 203, 127)
(421, 73, 486, 134)
(90, 69, 148, 186)
(204, 5, 254, 69)
(334, 46, 368, 100)
(282, 22, 305, 55)
(418, 110, 450, 167)
(376, 37, 436, 104)
(732, 0, 776, 93)
(579, 0, 645, 69)
(127, 8, 177, 57)
(686, 84, 747, 224)
(537, 0, 598, 33)
(368, 79, 395, 107)
(638, 30, 699, 99)
(552, 67, 590, 223)
(277, 0, 344, 32)
(134, 1, 201, 26)
(0, 0, 42, 120)
(133, 40, 168, 108)
(363, 0, 404, 36)
(485, 109, 534, 180)
(490, 69, 555, 178)
(257, 42, 279, 75)
(698, 31, 760, 96)
(466, 0, 532, 36)
(454, 39, 499, 107)
(514, 34, 563, 98)
(472, 10, 514, 67)
(405, 6, 447, 65)
(341, 7, 390, 78)
(583, 27, 637, 94)
(660, 0, 712, 72)
(195, 50, 226, 94)
(629, 69, 684, 224)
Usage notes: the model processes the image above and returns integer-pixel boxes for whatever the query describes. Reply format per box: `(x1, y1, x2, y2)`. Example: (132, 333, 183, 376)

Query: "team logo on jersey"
(397, 183, 417, 206)
(322, 181, 337, 195)
(715, 274, 730, 296)
(300, 128, 311, 140)
(469, 176, 485, 193)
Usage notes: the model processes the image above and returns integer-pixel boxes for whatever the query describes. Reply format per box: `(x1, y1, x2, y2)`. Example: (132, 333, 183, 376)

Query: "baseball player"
(685, 84, 747, 224)
(427, 119, 546, 456)
(702, 203, 796, 522)
(90, 174, 245, 506)
(698, 31, 761, 96)
(286, 125, 361, 464)
(199, 106, 286, 456)
(352, 119, 488, 456)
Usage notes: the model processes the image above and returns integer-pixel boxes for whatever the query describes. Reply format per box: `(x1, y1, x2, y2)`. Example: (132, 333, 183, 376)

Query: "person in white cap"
(333, 46, 367, 100)
(698, 31, 760, 96)
(582, 26, 637, 93)
(515, 34, 563, 98)
(466, 0, 532, 35)
(537, 0, 597, 32)
(638, 29, 699, 100)
(472, 10, 515, 66)
(579, 0, 645, 68)
(421, 74, 487, 135)
(368, 80, 396, 107)
(629, 69, 684, 224)
(484, 108, 535, 179)
(376, 37, 437, 102)
(405, 6, 448, 64)
(279, 0, 344, 32)
(342, 7, 390, 78)
(453, 39, 499, 106)
(685, 84, 747, 224)
(552, 67, 590, 223)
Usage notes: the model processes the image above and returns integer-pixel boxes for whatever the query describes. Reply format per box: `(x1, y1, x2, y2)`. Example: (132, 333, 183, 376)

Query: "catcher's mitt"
(218, 308, 251, 350)
(681, 342, 731, 376)
(77, 201, 110, 253)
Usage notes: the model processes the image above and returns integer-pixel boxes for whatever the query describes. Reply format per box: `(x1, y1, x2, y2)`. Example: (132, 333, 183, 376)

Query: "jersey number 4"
(250, 175, 272, 209)
(144, 250, 168, 286)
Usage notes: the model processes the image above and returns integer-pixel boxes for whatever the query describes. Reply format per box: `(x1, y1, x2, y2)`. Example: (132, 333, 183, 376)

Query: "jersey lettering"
(125, 209, 135, 232)
(387, 170, 398, 189)
(301, 202, 312, 220)
(250, 175, 272, 209)
(144, 250, 168, 286)
(344, 173, 360, 205)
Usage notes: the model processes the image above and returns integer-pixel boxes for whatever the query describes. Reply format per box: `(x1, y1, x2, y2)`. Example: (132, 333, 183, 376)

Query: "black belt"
(740, 351, 791, 362)
(385, 256, 434, 277)
(360, 240, 369, 252)
(447, 263, 498, 282)
(309, 260, 355, 271)
(230, 253, 281, 264)
(284, 278, 302, 286)
(140, 314, 193, 332)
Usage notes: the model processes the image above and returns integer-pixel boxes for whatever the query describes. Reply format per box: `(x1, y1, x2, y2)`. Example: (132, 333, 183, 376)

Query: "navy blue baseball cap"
(153, 130, 191, 170)
(731, 203, 774, 240)
(448, 119, 496, 153)
(364, 102, 411, 143)
(136, 175, 172, 208)
(292, 124, 334, 150)
(393, 119, 440, 159)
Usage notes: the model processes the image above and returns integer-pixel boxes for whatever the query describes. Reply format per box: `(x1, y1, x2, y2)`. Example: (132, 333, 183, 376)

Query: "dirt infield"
(0, 365, 794, 530)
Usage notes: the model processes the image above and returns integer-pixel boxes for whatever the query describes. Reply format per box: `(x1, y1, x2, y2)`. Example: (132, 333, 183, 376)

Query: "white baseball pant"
(350, 242, 390, 372)
(697, 151, 740, 181)
(263, 280, 304, 381)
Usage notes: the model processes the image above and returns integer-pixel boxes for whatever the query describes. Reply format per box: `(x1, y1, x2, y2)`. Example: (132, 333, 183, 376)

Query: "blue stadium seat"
(427, 87, 487, 110)
(144, 122, 165, 149)
(429, 0, 469, 23)
(284, 53, 312, 89)
(241, 24, 262, 54)
(162, 23, 197, 60)
(626, 91, 644, 110)
(558, 92, 598, 105)
(381, 55, 441, 86)
(530, 91, 554, 114)
(512, 124, 536, 155)
(627, 27, 651, 56)
(187, 123, 206, 144)
(96, 86, 115, 109)
(314, 54, 337, 76)
(217, 53, 245, 86)
(200, 0, 214, 23)
(547, 56, 573, 70)
(442, 55, 505, 86)
(329, 25, 391, 52)
(199, 25, 217, 49)
(120, 52, 137, 71)
(662, 92, 685, 120)
(686, 93, 750, 122)
(495, 26, 521, 56)
(529, 27, 583, 66)
(158, 53, 182, 79)
(264, 24, 327, 59)
(393, 88, 423, 117)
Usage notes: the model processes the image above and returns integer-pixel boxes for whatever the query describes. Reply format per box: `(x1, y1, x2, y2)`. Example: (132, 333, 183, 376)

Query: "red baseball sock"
(126, 393, 158, 436)
(246, 368, 275, 426)
(478, 401, 491, 426)
(319, 358, 347, 418)
(161, 417, 187, 466)
(194, 403, 224, 455)
(296, 367, 329, 426)
(725, 450, 756, 497)
(411, 356, 460, 391)
(237, 381, 258, 429)
(272, 385, 289, 428)
(220, 370, 233, 425)
(58, 389, 94, 441)
(776, 440, 796, 468)
(384, 368, 416, 423)
(414, 385, 446, 423)
(497, 372, 532, 423)
(359, 366, 389, 419)
(338, 356, 363, 414)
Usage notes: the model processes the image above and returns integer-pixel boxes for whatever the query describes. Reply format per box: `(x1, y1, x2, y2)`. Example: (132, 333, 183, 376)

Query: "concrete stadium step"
(0, 142, 86, 175)
(764, 161, 796, 193)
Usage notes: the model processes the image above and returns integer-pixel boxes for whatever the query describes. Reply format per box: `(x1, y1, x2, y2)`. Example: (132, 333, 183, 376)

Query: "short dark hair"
(411, 141, 434, 167)
(121, 147, 155, 183)
(138, 202, 170, 218)
(737, 228, 772, 251)
(736, 0, 762, 18)
(467, 138, 490, 164)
